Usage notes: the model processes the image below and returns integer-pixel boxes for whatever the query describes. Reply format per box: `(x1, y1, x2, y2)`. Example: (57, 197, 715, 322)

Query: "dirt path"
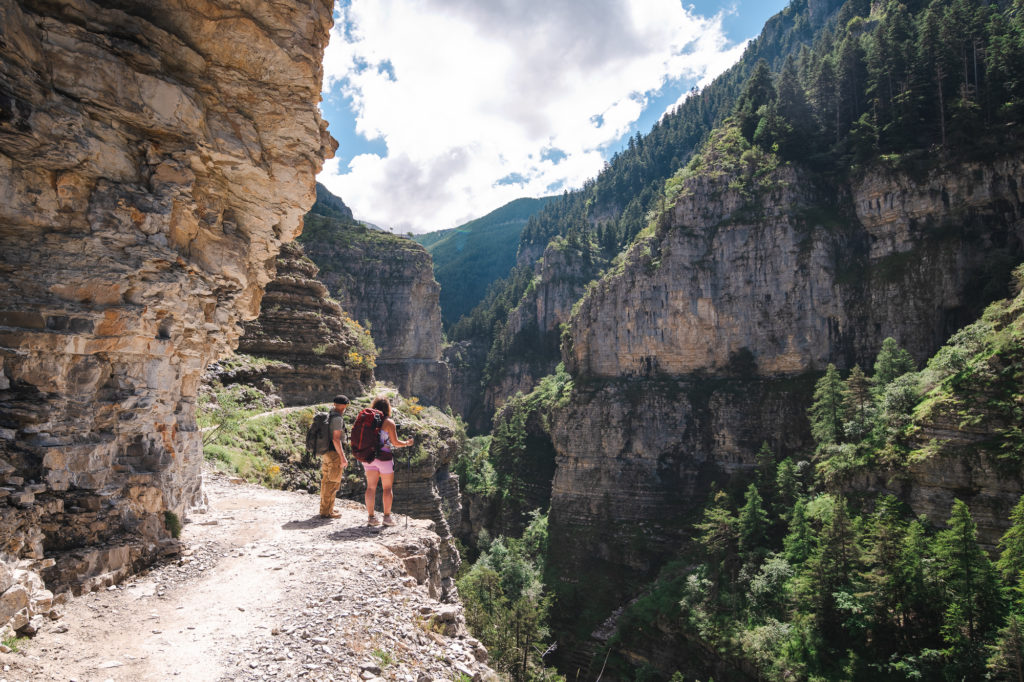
(200, 403, 316, 436)
(0, 471, 493, 682)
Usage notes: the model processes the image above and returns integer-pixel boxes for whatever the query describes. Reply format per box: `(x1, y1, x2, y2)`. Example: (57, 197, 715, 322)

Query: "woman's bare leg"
(381, 473, 394, 516)
(365, 469, 380, 517)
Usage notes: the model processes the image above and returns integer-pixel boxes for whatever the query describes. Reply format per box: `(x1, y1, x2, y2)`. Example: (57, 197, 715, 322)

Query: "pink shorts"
(360, 457, 394, 475)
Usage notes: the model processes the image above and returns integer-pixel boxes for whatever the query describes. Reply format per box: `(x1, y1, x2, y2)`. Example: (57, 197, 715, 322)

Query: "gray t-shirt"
(328, 410, 346, 454)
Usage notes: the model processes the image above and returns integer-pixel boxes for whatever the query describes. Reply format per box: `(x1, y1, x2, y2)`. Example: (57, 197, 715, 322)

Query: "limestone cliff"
(0, 0, 334, 630)
(483, 237, 606, 414)
(300, 191, 451, 407)
(546, 154, 1024, 642)
(567, 159, 1024, 378)
(235, 242, 374, 405)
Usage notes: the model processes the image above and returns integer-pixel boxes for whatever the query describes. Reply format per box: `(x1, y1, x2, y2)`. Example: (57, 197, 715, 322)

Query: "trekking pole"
(405, 449, 410, 530)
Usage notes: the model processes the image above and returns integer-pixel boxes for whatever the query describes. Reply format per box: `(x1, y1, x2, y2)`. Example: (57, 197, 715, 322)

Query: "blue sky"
(318, 0, 789, 233)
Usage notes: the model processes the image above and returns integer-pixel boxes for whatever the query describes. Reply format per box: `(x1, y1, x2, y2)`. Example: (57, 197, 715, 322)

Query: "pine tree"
(897, 517, 945, 647)
(866, 2, 916, 148)
(873, 337, 916, 388)
(933, 499, 1005, 675)
(865, 496, 909, 654)
(739, 483, 770, 559)
(798, 495, 861, 642)
(989, 612, 1024, 682)
(999, 495, 1024, 586)
(810, 56, 839, 145)
(774, 56, 817, 159)
(785, 498, 814, 565)
(696, 490, 740, 583)
(755, 441, 777, 495)
(843, 364, 874, 441)
(987, 1, 1024, 123)
(836, 33, 869, 142)
(735, 59, 777, 143)
(775, 458, 802, 517)
(809, 364, 847, 447)
(917, 1, 957, 146)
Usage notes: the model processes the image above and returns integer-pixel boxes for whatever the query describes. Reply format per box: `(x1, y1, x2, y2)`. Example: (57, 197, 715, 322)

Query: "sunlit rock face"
(567, 160, 1024, 379)
(0, 0, 335, 606)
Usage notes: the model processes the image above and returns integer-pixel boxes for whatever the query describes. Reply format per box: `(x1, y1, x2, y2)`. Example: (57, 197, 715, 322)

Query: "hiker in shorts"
(319, 395, 349, 518)
(364, 395, 413, 527)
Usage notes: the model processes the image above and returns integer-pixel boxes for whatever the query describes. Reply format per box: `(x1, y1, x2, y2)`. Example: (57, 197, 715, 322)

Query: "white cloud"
(319, 0, 747, 233)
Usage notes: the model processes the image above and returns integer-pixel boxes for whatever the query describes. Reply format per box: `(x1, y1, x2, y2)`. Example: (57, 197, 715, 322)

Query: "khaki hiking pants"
(319, 449, 342, 516)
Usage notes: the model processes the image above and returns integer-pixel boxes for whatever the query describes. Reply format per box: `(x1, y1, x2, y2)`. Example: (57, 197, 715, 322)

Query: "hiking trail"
(0, 470, 494, 682)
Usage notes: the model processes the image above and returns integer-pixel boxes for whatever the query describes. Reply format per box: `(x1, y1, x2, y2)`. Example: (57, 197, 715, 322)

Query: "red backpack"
(350, 408, 384, 463)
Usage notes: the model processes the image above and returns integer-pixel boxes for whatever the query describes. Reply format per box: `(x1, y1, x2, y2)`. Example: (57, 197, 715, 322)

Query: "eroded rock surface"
(236, 242, 374, 406)
(483, 237, 606, 418)
(0, 0, 335, 630)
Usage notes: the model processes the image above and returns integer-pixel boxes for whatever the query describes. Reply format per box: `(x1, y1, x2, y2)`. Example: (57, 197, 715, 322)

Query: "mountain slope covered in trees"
(446, 0, 1024, 679)
(413, 196, 555, 328)
(446, 0, 849, 423)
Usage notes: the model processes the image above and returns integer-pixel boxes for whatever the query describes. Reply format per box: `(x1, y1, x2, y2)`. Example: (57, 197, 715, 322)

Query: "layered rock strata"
(0, 0, 334, 632)
(301, 201, 451, 407)
(567, 161, 1024, 378)
(236, 242, 373, 405)
(548, 157, 1024, 647)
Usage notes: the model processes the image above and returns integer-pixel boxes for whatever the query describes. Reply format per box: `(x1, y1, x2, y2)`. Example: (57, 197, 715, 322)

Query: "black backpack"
(305, 410, 336, 457)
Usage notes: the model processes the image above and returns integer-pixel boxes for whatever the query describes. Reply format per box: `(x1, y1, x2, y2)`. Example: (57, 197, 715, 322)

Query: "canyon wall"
(301, 203, 451, 408)
(235, 242, 373, 405)
(447, 236, 607, 435)
(547, 156, 1024, 643)
(0, 0, 334, 630)
(483, 238, 606, 414)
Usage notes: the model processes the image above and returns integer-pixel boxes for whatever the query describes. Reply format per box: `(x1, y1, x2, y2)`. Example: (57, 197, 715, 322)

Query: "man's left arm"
(332, 429, 348, 467)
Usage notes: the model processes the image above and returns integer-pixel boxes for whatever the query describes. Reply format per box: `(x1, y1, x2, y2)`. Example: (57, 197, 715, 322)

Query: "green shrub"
(164, 511, 182, 539)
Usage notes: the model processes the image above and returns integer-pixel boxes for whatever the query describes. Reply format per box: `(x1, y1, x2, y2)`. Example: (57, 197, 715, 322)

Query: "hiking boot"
(367, 515, 380, 526)
(382, 514, 396, 527)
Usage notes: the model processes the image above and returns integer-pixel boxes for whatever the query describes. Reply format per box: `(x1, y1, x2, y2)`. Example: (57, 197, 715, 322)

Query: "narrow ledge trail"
(0, 470, 495, 682)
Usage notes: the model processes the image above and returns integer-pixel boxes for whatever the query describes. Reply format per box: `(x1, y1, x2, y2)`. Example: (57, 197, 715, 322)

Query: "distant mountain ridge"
(413, 196, 556, 328)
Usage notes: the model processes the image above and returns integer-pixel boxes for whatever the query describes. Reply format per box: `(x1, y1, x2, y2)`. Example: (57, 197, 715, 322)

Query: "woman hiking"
(363, 395, 413, 527)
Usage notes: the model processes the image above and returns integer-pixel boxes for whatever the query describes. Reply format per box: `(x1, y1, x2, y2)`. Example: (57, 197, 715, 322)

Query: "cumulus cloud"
(319, 0, 748, 233)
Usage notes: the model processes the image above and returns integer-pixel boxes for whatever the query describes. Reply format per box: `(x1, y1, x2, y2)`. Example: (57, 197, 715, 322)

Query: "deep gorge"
(6, 0, 1024, 680)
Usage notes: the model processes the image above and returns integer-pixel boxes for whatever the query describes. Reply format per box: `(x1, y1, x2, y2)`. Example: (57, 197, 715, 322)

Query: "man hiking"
(319, 394, 349, 518)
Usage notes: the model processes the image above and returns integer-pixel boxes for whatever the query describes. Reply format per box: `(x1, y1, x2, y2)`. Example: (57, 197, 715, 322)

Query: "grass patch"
(2, 635, 27, 652)
(371, 648, 395, 667)
(163, 511, 182, 539)
(201, 382, 468, 489)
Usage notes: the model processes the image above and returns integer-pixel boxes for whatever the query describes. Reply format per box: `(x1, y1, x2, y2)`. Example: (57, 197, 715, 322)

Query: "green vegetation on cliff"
(453, 370, 574, 680)
(597, 270, 1024, 679)
(458, 510, 562, 682)
(806, 265, 1024, 484)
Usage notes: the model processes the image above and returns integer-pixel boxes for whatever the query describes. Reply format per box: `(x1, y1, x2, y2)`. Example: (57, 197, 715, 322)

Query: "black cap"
(334, 395, 349, 404)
